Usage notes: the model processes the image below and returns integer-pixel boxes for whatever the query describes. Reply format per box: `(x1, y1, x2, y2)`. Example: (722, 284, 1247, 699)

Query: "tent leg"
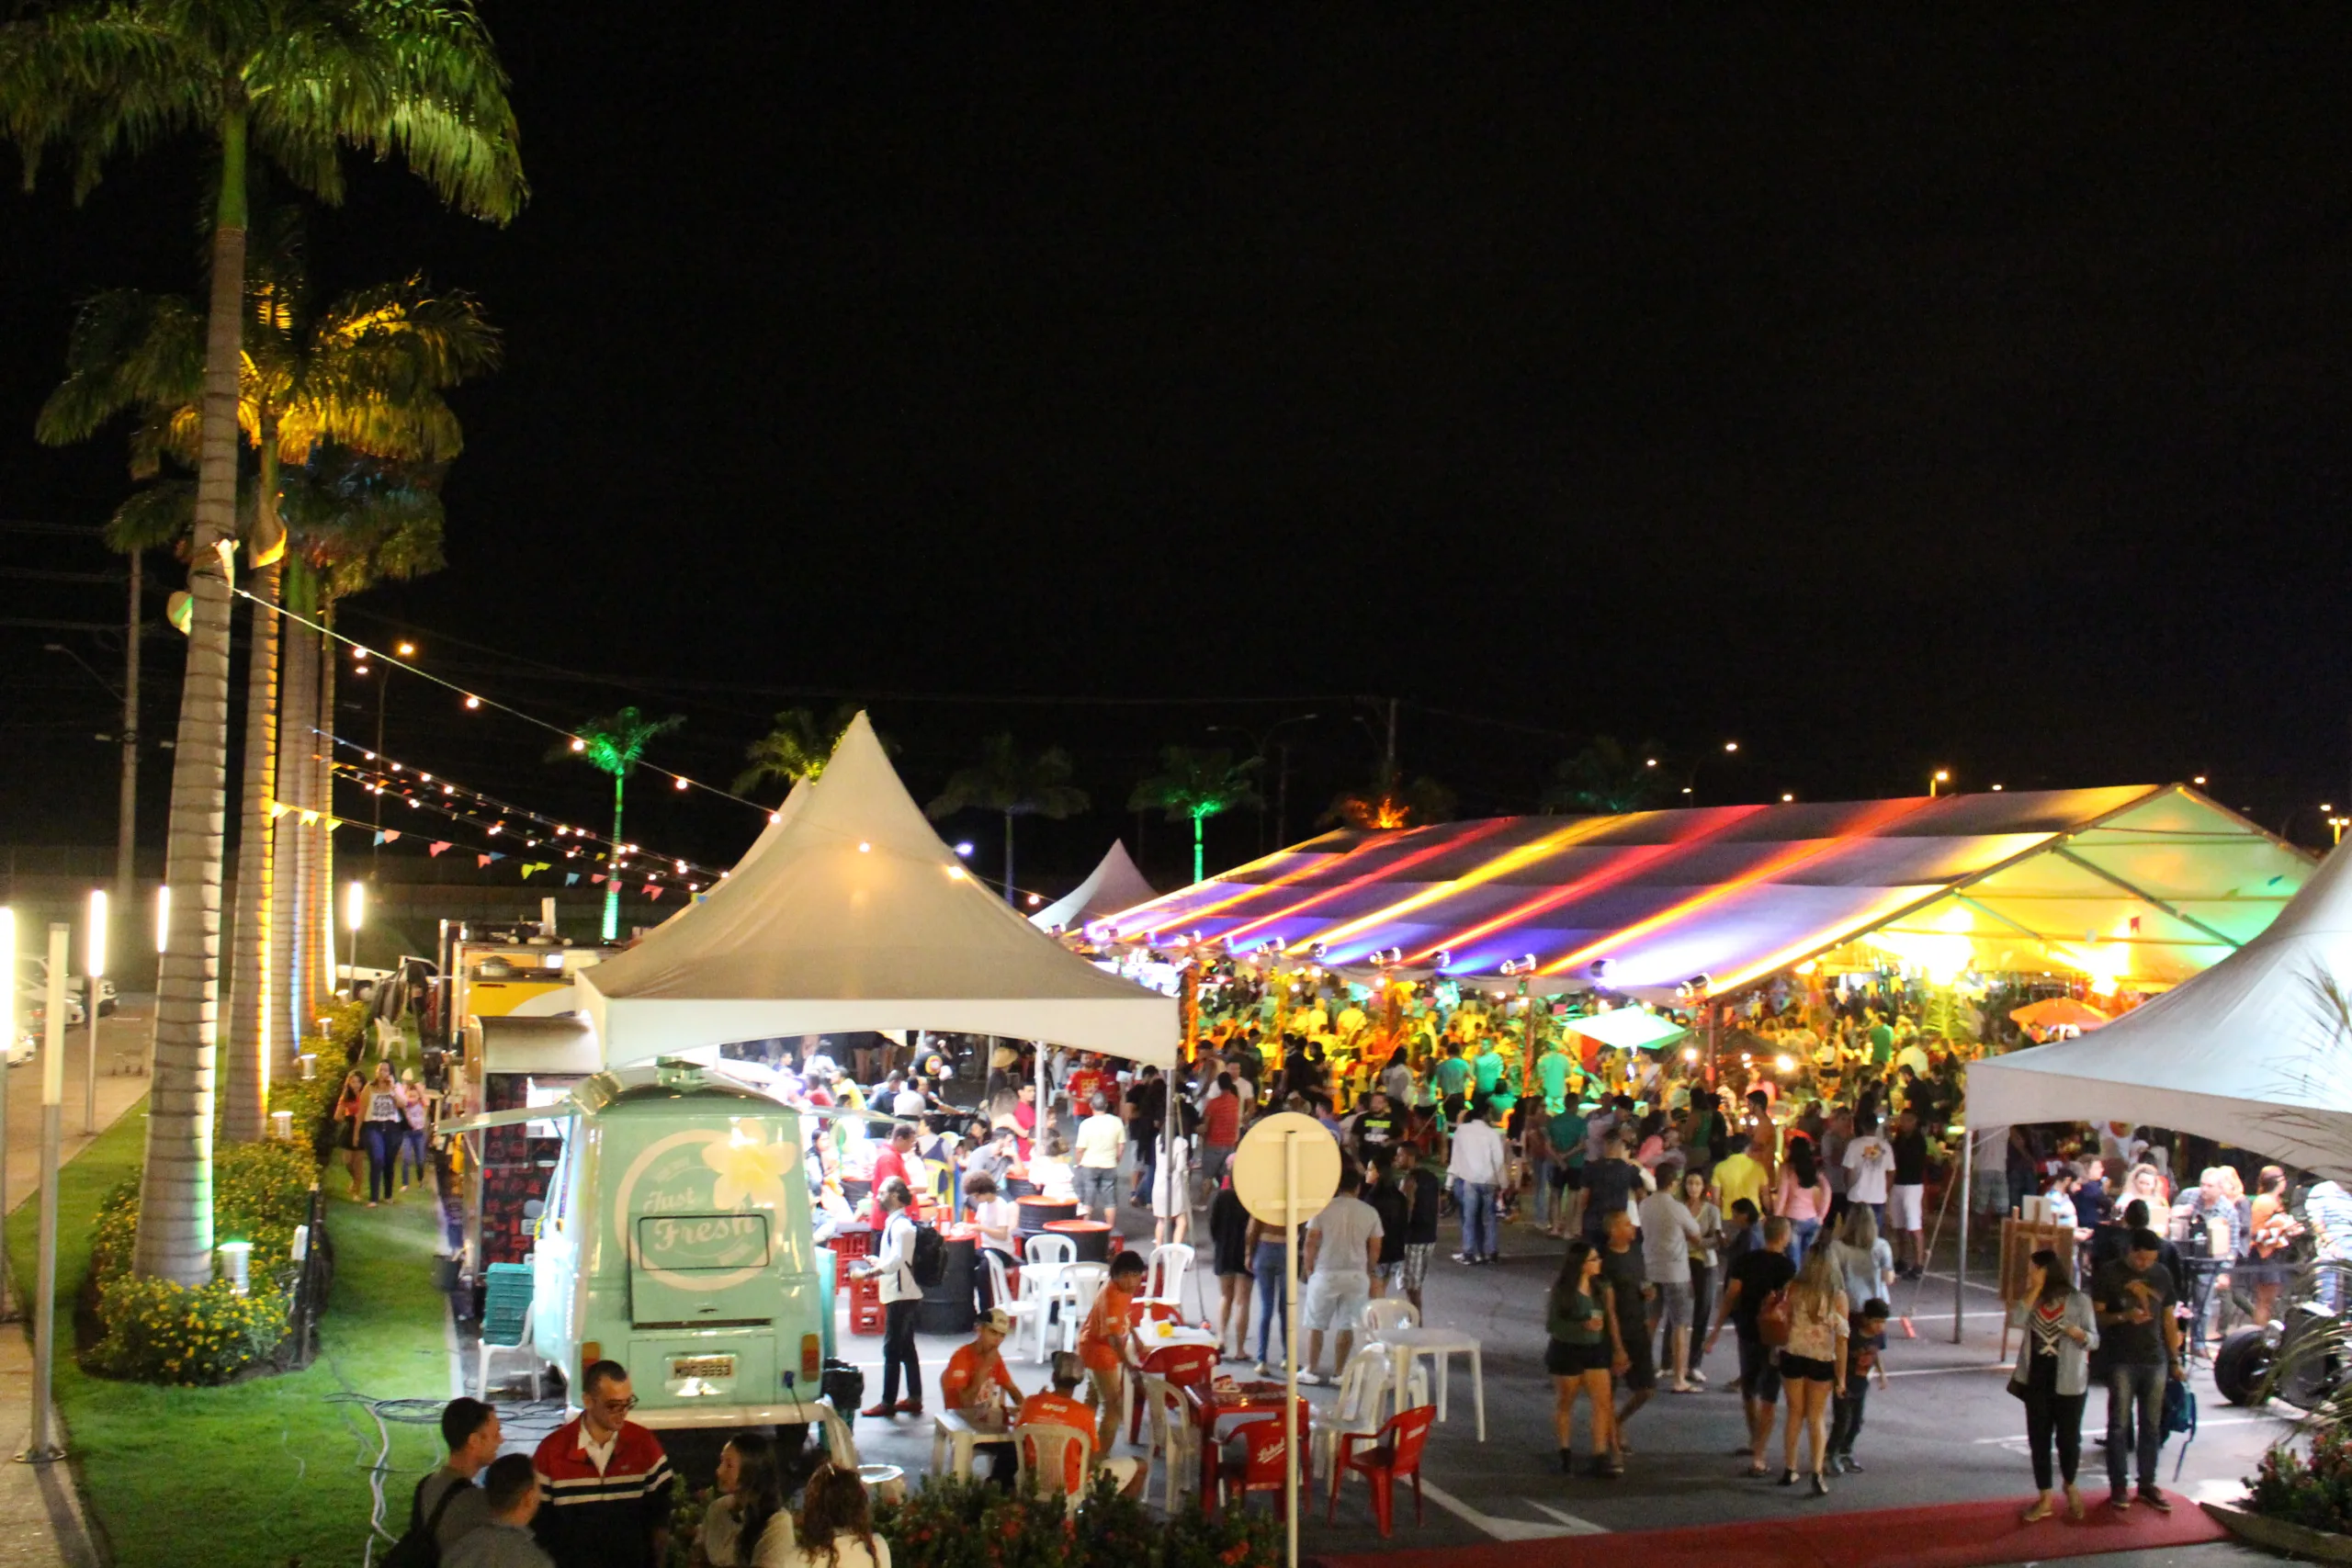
(1955, 1128, 1972, 1345)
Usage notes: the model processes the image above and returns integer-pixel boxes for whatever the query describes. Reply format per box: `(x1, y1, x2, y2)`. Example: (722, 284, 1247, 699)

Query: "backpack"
(1757, 1285, 1794, 1348)
(2162, 1376, 2198, 1479)
(382, 1473, 467, 1568)
(910, 1222, 947, 1289)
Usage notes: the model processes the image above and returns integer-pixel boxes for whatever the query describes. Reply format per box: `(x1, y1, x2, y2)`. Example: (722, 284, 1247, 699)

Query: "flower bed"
(78, 998, 369, 1384)
(875, 1474, 1279, 1568)
(2246, 1427, 2352, 1534)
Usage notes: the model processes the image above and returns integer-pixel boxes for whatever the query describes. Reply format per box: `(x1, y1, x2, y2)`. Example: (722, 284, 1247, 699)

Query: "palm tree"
(2, 0, 522, 1287)
(558, 708, 684, 942)
(39, 215, 493, 1142)
(732, 704, 894, 798)
(924, 734, 1091, 904)
(1542, 737, 1673, 816)
(1128, 747, 1261, 886)
(1324, 763, 1456, 832)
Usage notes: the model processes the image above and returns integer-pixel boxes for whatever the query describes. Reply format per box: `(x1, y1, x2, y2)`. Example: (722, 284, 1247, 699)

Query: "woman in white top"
(1151, 1130, 1192, 1245)
(1026, 1134, 1076, 1203)
(795, 1461, 890, 1568)
(695, 1433, 797, 1567)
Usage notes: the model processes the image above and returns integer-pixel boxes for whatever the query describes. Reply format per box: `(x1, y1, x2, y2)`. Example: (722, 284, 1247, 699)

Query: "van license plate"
(672, 1355, 736, 1381)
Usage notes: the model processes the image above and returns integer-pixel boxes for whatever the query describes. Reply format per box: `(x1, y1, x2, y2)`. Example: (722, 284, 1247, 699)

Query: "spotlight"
(673, 775, 689, 790)
(1589, 958, 1612, 979)
(955, 841, 974, 857)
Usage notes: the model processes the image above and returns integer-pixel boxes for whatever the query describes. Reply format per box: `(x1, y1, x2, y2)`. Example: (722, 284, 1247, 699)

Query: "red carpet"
(1311, 1495, 2227, 1568)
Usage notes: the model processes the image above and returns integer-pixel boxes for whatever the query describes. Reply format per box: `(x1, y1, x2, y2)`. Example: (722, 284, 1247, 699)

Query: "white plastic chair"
(1362, 1298, 1420, 1335)
(1141, 1374, 1202, 1512)
(1057, 1262, 1110, 1353)
(475, 1315, 544, 1401)
(1310, 1343, 1425, 1481)
(1023, 1234, 1077, 1355)
(1145, 1242, 1199, 1321)
(1015, 1421, 1095, 1515)
(983, 1251, 1048, 1361)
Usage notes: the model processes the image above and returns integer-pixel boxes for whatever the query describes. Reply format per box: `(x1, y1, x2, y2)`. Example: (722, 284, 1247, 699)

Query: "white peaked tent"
(577, 713, 1177, 1067)
(1030, 840, 1157, 931)
(1968, 842, 2352, 1178)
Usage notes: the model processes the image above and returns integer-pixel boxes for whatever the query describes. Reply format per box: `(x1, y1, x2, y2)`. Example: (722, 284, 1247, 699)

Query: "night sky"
(6, 10, 2352, 893)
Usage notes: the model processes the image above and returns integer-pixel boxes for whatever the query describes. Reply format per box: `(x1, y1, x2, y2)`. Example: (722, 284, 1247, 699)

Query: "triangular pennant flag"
(325, 817, 343, 832)
(267, 799, 290, 819)
(478, 854, 492, 868)
(521, 863, 550, 879)
(382, 829, 400, 844)
(591, 874, 605, 885)
(429, 841, 452, 857)
(644, 884, 662, 900)
(373, 830, 388, 845)
(565, 873, 581, 886)
(299, 808, 321, 826)
(488, 852, 505, 863)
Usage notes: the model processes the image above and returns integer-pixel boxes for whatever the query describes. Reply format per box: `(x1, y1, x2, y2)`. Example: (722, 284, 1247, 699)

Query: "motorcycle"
(2214, 1295, 2346, 1410)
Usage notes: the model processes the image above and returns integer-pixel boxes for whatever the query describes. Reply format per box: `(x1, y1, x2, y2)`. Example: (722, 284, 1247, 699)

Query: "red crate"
(829, 1231, 872, 1262)
(847, 1274, 885, 1335)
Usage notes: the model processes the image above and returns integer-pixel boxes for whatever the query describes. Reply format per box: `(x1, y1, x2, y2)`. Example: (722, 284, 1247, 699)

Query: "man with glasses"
(531, 1360, 674, 1568)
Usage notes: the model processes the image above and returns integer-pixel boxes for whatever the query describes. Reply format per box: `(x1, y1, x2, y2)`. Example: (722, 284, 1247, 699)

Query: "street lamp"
(84, 889, 106, 1134)
(1930, 769, 1951, 797)
(2330, 816, 2348, 846)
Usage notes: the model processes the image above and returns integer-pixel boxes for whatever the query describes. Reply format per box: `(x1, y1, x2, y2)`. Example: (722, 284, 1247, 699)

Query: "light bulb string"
(239, 588, 770, 811)
(321, 769, 713, 889)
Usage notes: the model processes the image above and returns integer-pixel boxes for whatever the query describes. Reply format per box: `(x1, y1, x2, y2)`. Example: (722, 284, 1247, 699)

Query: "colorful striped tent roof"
(1097, 785, 2313, 998)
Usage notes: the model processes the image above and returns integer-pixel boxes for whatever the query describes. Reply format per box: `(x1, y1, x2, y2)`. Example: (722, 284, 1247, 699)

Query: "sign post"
(1232, 1111, 1340, 1568)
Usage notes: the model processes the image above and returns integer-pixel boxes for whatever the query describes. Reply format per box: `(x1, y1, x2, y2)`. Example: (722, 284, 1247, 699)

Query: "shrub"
(867, 1473, 1281, 1568)
(83, 1140, 320, 1384)
(2249, 1428, 2352, 1534)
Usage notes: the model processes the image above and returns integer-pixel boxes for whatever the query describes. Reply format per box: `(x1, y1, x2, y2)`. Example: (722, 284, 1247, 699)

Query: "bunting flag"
(299, 808, 321, 826)
(487, 851, 505, 863)
(381, 829, 401, 844)
(591, 874, 605, 885)
(477, 854, 492, 868)
(565, 873, 581, 886)
(429, 841, 452, 857)
(267, 799, 291, 819)
(521, 863, 551, 879)
(644, 884, 662, 900)
(373, 830, 388, 845)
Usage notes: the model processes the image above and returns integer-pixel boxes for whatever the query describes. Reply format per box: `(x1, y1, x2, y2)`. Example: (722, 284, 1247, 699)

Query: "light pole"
(84, 890, 106, 1134)
(0, 907, 13, 1321)
(20, 923, 69, 1463)
(1209, 713, 1320, 851)
(1929, 769, 1951, 797)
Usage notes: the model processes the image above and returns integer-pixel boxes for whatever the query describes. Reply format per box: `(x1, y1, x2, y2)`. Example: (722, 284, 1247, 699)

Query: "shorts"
(1779, 1351, 1837, 1384)
(1617, 1323, 1657, 1391)
(1201, 1144, 1234, 1186)
(1887, 1184, 1925, 1231)
(1554, 1164, 1582, 1191)
(1656, 1279, 1694, 1330)
(1074, 1166, 1120, 1213)
(1736, 1334, 1784, 1403)
(1442, 1094, 1467, 1126)
(1302, 1269, 1372, 1332)
(1400, 1243, 1435, 1294)
(1546, 1339, 1609, 1376)
(1085, 1361, 1125, 1415)
(1376, 1260, 1407, 1294)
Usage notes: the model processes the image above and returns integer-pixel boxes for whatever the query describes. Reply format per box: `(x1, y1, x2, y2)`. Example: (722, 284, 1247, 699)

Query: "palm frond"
(926, 733, 1091, 821)
(103, 476, 194, 551)
(1127, 746, 1261, 824)
(34, 288, 204, 445)
(555, 706, 684, 777)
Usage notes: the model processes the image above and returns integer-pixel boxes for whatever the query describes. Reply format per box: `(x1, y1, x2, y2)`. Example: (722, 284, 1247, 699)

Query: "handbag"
(1757, 1286, 1793, 1348)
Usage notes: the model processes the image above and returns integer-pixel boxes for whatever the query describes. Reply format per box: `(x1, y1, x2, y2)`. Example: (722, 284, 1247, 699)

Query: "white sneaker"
(1296, 1370, 1326, 1387)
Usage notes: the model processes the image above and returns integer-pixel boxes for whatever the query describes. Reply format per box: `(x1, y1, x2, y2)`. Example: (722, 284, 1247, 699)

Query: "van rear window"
(635, 1213, 771, 1271)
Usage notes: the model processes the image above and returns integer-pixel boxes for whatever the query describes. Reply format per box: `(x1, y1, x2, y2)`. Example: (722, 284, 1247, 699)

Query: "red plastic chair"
(1130, 1342, 1218, 1442)
(1329, 1404, 1434, 1537)
(1220, 1413, 1307, 1519)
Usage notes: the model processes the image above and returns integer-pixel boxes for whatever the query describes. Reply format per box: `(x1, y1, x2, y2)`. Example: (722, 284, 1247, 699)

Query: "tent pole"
(1955, 1126, 1972, 1345)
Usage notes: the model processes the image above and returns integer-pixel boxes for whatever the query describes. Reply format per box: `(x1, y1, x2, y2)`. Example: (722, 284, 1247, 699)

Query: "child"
(1078, 1250, 1148, 1450)
(1827, 1297, 1891, 1473)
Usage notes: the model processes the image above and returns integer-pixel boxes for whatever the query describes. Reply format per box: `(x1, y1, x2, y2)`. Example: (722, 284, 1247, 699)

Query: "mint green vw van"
(483, 1064, 841, 1431)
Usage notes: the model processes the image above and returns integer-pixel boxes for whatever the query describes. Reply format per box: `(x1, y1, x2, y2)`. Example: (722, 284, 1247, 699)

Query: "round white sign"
(1231, 1111, 1343, 1227)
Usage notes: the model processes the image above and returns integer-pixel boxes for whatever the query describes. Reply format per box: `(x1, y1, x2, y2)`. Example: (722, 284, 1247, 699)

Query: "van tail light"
(801, 1333, 822, 1382)
(582, 1340, 602, 1371)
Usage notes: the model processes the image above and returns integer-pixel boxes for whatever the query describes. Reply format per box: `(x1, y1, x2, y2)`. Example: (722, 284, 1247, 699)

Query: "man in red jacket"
(531, 1361, 674, 1568)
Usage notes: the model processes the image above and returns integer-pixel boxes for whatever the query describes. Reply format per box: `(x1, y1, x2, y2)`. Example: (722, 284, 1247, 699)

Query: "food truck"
(449, 1061, 842, 1433)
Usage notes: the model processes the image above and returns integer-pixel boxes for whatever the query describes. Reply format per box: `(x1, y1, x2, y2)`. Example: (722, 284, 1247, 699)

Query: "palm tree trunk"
(314, 601, 336, 998)
(1002, 812, 1016, 905)
(604, 771, 625, 941)
(220, 547, 278, 1142)
(277, 571, 315, 1061)
(1192, 813, 1204, 886)
(133, 113, 247, 1286)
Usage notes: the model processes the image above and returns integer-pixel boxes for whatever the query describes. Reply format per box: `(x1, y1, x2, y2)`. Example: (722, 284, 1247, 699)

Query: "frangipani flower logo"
(703, 1123, 797, 1212)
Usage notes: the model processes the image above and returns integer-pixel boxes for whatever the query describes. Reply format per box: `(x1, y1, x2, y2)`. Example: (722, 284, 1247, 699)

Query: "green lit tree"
(1128, 747, 1261, 886)
(3, 0, 522, 1286)
(732, 704, 895, 798)
(559, 708, 684, 941)
(1542, 737, 1675, 815)
(924, 734, 1091, 904)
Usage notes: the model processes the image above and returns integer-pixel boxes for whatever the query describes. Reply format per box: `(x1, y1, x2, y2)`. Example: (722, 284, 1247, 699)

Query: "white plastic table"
(1369, 1325, 1484, 1440)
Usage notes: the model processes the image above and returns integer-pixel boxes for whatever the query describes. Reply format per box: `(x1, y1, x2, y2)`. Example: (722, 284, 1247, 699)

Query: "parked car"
(14, 956, 111, 1023)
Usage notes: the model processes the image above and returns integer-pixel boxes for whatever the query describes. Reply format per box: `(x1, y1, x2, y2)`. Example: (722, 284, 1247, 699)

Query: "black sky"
(6, 10, 2352, 889)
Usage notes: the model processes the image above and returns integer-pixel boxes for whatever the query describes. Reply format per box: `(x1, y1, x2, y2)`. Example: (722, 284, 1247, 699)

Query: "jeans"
(1829, 1381, 1868, 1457)
(2026, 1386, 2087, 1490)
(1690, 1260, 1714, 1351)
(364, 1122, 401, 1201)
(2105, 1360, 2166, 1492)
(1788, 1217, 1820, 1269)
(880, 1297, 922, 1408)
(398, 1127, 428, 1186)
(1460, 1182, 1498, 1260)
(1530, 1157, 1557, 1227)
(1131, 1143, 1156, 1201)
(1251, 1240, 1289, 1363)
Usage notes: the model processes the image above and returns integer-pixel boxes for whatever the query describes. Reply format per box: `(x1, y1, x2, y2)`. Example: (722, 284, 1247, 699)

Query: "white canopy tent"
(1966, 841, 2352, 1179)
(1030, 840, 1157, 932)
(578, 714, 1177, 1068)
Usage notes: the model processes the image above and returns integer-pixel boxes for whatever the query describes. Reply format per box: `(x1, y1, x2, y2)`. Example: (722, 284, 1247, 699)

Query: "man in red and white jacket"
(531, 1361, 674, 1568)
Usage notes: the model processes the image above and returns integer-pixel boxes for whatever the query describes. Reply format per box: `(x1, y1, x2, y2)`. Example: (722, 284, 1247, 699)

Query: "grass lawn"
(5, 1100, 456, 1568)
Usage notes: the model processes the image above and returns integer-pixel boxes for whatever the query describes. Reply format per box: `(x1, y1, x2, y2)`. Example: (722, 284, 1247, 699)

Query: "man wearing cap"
(941, 1308, 1026, 1486)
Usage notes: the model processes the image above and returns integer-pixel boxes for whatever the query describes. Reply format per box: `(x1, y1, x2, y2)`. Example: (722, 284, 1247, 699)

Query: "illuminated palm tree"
(924, 734, 1091, 904)
(559, 708, 684, 942)
(732, 704, 895, 798)
(1128, 747, 1261, 886)
(40, 210, 493, 1143)
(2, 0, 522, 1285)
(1325, 764, 1455, 832)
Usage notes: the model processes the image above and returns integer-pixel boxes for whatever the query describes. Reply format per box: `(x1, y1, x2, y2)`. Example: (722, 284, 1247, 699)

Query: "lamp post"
(84, 889, 106, 1134)
(19, 923, 69, 1462)
(0, 907, 12, 1321)
(1209, 713, 1320, 852)
(1929, 769, 1951, 797)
